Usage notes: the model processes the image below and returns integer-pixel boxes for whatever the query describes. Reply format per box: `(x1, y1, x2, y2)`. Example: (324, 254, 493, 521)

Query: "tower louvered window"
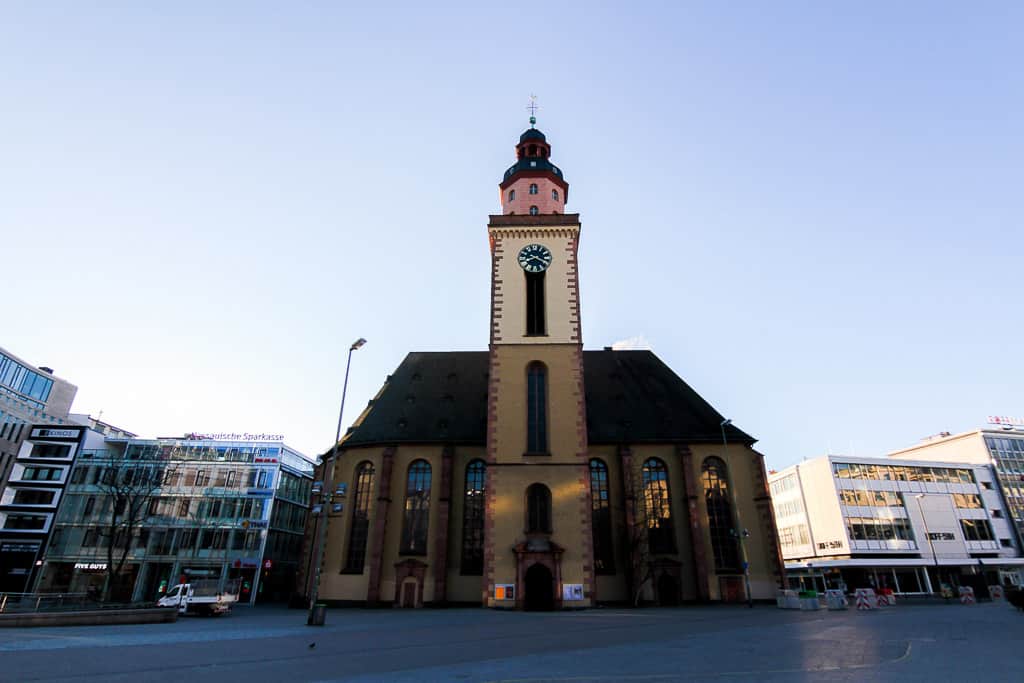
(526, 362, 548, 453)
(525, 271, 545, 335)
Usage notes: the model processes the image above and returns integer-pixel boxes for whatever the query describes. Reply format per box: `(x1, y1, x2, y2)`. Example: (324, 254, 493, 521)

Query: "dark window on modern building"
(3, 514, 47, 530)
(589, 458, 615, 573)
(529, 205, 539, 215)
(343, 461, 376, 572)
(702, 457, 740, 571)
(12, 489, 56, 505)
(400, 460, 431, 555)
(960, 518, 994, 541)
(461, 460, 486, 574)
(83, 495, 96, 516)
(527, 483, 552, 533)
(31, 443, 72, 458)
(526, 271, 545, 335)
(526, 362, 548, 453)
(642, 458, 677, 554)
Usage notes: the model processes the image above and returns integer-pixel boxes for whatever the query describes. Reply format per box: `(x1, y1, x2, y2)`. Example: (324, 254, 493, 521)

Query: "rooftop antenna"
(527, 94, 538, 128)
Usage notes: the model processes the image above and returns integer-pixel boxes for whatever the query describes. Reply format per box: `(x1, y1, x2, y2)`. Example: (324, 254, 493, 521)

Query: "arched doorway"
(524, 563, 554, 611)
(657, 573, 680, 606)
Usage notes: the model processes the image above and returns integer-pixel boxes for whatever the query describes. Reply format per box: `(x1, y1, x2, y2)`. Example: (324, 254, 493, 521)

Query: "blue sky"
(2, 2, 1021, 468)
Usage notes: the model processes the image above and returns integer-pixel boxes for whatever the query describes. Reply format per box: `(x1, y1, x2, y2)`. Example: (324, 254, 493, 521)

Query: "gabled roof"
(336, 350, 755, 452)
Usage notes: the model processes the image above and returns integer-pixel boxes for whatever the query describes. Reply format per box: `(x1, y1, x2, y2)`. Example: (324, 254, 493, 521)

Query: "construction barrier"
(798, 590, 820, 611)
(775, 589, 800, 609)
(854, 588, 878, 611)
(876, 589, 896, 606)
(825, 589, 848, 610)
(989, 585, 1004, 600)
(959, 586, 975, 605)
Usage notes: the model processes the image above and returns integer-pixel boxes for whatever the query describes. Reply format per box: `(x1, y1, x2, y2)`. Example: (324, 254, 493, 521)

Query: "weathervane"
(527, 94, 538, 127)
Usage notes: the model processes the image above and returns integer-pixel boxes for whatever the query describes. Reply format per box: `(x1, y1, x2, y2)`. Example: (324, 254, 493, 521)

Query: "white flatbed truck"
(158, 579, 240, 616)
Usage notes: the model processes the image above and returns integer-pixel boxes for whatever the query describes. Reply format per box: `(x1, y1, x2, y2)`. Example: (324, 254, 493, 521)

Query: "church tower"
(483, 114, 594, 609)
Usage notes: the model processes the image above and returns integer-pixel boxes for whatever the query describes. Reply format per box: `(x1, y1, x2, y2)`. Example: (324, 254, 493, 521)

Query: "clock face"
(518, 244, 553, 273)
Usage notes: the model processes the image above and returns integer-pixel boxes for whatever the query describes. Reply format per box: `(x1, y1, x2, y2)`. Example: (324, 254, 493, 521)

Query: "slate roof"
(337, 350, 755, 452)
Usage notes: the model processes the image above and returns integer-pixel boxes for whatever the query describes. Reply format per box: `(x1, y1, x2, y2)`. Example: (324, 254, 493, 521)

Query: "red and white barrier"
(959, 586, 975, 605)
(989, 585, 1004, 600)
(854, 588, 877, 611)
(876, 590, 896, 606)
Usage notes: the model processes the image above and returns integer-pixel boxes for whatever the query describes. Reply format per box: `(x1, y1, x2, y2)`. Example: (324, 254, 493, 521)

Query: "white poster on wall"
(562, 583, 584, 601)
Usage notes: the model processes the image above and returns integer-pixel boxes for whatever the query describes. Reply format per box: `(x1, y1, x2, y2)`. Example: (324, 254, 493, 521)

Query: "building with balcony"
(37, 436, 313, 604)
(769, 455, 1022, 595)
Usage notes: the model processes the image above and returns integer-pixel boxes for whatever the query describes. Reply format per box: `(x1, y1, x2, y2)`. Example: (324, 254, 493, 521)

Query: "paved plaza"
(0, 601, 1020, 682)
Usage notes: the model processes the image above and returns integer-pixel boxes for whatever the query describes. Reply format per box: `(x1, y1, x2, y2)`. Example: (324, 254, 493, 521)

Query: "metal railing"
(0, 592, 153, 614)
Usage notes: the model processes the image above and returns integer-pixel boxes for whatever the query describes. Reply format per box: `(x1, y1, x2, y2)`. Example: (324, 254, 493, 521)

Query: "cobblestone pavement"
(0, 601, 1020, 682)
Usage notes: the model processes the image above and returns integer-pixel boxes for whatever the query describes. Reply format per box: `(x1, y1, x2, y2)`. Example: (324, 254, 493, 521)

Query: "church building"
(301, 119, 784, 609)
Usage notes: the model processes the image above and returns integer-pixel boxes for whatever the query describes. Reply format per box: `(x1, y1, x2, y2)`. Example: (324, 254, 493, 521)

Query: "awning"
(786, 557, 1023, 570)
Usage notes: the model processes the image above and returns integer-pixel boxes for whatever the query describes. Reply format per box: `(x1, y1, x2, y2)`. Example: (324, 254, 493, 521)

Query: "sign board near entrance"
(494, 584, 515, 601)
(74, 562, 107, 571)
(562, 583, 584, 601)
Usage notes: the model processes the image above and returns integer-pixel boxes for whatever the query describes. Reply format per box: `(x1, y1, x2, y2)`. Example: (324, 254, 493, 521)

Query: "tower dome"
(500, 127, 569, 216)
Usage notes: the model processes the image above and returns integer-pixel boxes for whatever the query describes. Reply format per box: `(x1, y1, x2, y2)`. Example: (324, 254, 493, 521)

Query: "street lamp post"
(307, 337, 366, 626)
(914, 493, 940, 595)
(722, 418, 754, 608)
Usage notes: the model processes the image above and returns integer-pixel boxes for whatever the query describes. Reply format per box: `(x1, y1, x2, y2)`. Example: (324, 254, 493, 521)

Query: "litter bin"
(308, 604, 327, 626)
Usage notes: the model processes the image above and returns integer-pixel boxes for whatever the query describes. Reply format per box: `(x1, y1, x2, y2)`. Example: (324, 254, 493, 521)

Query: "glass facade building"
(38, 437, 313, 604)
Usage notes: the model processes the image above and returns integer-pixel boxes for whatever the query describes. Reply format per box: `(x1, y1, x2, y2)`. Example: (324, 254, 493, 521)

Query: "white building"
(769, 455, 1022, 595)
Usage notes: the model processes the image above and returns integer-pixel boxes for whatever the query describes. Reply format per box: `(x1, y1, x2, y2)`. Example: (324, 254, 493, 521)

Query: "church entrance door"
(524, 563, 554, 611)
(657, 573, 680, 606)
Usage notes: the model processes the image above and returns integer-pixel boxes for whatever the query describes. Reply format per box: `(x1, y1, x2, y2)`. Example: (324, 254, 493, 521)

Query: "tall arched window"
(343, 461, 375, 572)
(551, 189, 559, 202)
(642, 458, 676, 554)
(509, 189, 515, 201)
(529, 205, 539, 215)
(460, 460, 486, 574)
(526, 483, 551, 533)
(529, 183, 538, 195)
(589, 458, 615, 574)
(526, 362, 548, 453)
(400, 460, 431, 555)
(702, 457, 739, 571)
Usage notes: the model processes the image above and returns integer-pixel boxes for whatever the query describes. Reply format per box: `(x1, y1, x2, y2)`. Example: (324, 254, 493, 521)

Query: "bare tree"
(94, 455, 162, 602)
(622, 466, 655, 607)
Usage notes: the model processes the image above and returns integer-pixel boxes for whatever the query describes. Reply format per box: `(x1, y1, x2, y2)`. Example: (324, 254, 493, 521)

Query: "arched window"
(589, 458, 615, 574)
(400, 460, 431, 555)
(642, 458, 676, 554)
(526, 362, 547, 453)
(528, 144, 537, 156)
(529, 206, 539, 216)
(702, 457, 739, 571)
(526, 483, 551, 533)
(343, 461, 375, 572)
(460, 460, 486, 574)
(551, 189, 559, 202)
(509, 189, 515, 201)
(529, 183, 538, 195)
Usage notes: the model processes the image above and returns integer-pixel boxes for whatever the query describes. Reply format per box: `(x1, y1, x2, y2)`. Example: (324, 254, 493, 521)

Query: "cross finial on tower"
(527, 94, 538, 127)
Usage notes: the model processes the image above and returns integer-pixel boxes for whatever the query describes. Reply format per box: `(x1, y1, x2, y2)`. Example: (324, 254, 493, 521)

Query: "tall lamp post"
(307, 337, 366, 626)
(914, 493, 940, 595)
(722, 418, 754, 608)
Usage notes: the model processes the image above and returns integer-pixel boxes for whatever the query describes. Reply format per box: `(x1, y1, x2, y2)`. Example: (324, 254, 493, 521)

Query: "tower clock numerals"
(517, 244, 553, 273)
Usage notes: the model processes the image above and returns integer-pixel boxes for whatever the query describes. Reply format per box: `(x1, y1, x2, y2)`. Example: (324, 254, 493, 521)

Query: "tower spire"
(527, 94, 538, 128)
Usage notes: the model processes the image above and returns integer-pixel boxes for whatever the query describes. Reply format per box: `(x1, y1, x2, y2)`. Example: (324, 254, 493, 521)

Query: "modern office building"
(888, 420, 1024, 550)
(0, 346, 78, 488)
(36, 435, 313, 604)
(769, 455, 1022, 595)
